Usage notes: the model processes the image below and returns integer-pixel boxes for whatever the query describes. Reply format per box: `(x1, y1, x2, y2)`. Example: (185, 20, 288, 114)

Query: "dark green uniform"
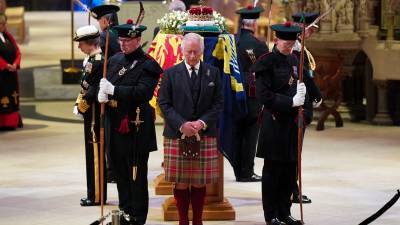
(253, 45, 318, 224)
(105, 47, 162, 225)
(234, 28, 268, 180)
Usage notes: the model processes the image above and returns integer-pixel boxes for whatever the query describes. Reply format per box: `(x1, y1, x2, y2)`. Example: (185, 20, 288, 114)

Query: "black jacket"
(236, 28, 269, 120)
(252, 46, 320, 161)
(81, 53, 103, 107)
(105, 47, 162, 153)
(158, 61, 224, 139)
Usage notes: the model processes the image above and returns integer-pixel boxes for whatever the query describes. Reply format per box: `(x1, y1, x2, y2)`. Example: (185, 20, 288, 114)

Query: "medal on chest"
(118, 67, 127, 76)
(84, 62, 93, 74)
(118, 60, 138, 76)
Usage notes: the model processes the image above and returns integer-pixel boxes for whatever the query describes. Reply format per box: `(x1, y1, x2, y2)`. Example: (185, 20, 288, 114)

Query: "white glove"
(296, 81, 306, 96)
(98, 91, 109, 103)
(292, 81, 306, 107)
(99, 78, 115, 95)
(73, 105, 83, 120)
(313, 98, 322, 108)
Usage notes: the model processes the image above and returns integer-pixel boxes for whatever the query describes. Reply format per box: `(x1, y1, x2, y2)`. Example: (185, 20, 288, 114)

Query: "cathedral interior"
(0, 1, 399, 225)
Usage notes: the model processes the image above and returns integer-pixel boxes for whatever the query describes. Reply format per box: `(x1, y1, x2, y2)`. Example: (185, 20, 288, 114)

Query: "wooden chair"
(313, 55, 344, 131)
(5, 6, 25, 44)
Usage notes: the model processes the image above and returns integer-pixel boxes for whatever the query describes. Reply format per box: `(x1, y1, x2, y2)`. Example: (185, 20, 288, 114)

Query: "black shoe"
(292, 194, 312, 204)
(282, 215, 303, 225)
(80, 198, 100, 206)
(267, 218, 287, 225)
(120, 215, 143, 225)
(237, 173, 262, 182)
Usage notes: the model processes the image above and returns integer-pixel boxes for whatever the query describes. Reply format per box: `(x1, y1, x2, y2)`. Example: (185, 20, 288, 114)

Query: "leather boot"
(174, 188, 190, 225)
(190, 186, 206, 225)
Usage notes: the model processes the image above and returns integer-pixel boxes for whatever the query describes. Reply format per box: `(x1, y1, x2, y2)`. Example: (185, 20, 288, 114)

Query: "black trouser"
(105, 118, 114, 179)
(293, 182, 300, 198)
(233, 119, 259, 178)
(233, 98, 260, 178)
(262, 160, 297, 222)
(83, 109, 107, 203)
(110, 131, 150, 225)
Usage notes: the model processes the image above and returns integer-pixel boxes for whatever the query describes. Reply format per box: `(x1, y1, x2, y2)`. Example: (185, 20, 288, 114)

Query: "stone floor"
(0, 100, 399, 225)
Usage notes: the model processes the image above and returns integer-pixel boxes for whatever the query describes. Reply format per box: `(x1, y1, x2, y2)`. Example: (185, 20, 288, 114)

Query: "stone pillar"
(385, 10, 395, 49)
(357, 0, 369, 37)
(319, 19, 333, 34)
(367, 0, 380, 25)
(372, 80, 393, 125)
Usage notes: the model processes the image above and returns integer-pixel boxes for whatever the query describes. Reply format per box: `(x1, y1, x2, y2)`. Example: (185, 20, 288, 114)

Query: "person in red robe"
(0, 13, 22, 130)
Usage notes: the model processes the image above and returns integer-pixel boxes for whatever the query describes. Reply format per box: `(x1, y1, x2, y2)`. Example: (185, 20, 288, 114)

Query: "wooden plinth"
(162, 196, 235, 221)
(153, 173, 174, 195)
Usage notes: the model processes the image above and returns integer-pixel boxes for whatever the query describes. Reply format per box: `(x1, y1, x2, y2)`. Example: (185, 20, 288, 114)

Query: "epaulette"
(145, 53, 157, 62)
(252, 52, 274, 74)
(143, 54, 163, 75)
(257, 51, 273, 61)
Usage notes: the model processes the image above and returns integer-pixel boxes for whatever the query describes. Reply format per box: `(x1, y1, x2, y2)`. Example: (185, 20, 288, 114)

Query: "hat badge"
(126, 19, 137, 37)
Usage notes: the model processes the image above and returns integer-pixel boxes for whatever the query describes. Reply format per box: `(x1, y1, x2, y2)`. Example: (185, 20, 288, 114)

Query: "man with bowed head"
(97, 18, 163, 225)
(158, 32, 223, 225)
(253, 21, 317, 225)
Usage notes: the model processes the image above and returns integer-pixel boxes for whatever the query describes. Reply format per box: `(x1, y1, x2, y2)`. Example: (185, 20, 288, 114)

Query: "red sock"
(190, 186, 206, 225)
(174, 188, 190, 225)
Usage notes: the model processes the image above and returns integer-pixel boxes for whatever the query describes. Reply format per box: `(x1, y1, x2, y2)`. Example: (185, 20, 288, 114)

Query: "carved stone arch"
(349, 50, 375, 122)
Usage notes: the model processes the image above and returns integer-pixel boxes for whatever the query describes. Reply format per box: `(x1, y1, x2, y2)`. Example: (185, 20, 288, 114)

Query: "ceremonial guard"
(90, 4, 121, 58)
(158, 33, 224, 225)
(90, 3, 121, 182)
(98, 18, 162, 225)
(73, 25, 106, 206)
(291, 12, 323, 204)
(253, 22, 317, 225)
(233, 5, 268, 182)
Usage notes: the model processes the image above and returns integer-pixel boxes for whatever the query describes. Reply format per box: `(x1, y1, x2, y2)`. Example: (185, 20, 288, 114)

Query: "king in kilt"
(158, 33, 224, 225)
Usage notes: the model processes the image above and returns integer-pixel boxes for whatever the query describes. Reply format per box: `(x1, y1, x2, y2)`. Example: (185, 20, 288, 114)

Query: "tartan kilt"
(164, 136, 219, 185)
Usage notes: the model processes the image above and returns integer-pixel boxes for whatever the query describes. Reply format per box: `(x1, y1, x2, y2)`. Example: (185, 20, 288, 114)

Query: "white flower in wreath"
(158, 11, 188, 34)
(213, 11, 227, 31)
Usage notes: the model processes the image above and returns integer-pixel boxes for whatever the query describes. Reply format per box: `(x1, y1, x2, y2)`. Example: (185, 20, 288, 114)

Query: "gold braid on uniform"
(76, 93, 90, 113)
(304, 47, 316, 71)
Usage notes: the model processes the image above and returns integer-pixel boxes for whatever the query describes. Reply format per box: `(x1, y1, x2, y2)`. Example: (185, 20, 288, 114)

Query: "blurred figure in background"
(90, 4, 121, 183)
(0, 13, 22, 130)
(90, 4, 121, 58)
(0, 0, 6, 14)
(233, 5, 268, 182)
